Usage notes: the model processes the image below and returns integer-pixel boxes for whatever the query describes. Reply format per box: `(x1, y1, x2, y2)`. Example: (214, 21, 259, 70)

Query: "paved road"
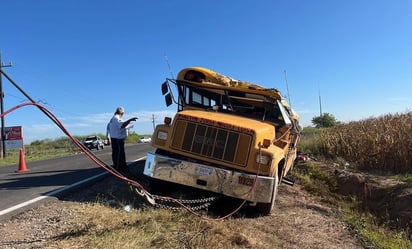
(0, 143, 153, 220)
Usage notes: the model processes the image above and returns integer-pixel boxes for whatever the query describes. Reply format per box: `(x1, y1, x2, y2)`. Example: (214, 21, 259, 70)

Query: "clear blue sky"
(1, 0, 411, 144)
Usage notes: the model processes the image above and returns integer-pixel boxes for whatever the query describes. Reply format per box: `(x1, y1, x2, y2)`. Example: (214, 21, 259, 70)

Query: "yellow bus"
(144, 67, 301, 214)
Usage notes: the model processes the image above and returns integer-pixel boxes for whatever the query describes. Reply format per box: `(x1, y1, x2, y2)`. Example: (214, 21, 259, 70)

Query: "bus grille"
(171, 120, 252, 166)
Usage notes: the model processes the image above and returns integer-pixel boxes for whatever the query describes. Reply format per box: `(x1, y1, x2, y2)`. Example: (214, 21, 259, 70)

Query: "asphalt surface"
(0, 143, 153, 220)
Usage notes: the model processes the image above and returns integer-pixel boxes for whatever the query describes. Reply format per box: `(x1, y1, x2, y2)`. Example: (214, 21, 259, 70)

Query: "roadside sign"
(2, 126, 23, 149)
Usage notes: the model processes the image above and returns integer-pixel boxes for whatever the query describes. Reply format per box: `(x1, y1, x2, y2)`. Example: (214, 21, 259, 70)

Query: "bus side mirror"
(161, 81, 168, 95)
(165, 93, 172, 107)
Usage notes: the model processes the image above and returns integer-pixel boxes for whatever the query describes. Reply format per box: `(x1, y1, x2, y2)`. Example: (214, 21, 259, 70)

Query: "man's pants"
(110, 138, 128, 172)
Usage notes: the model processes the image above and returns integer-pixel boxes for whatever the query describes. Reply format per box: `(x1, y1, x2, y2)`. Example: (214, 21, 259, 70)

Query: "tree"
(126, 131, 139, 144)
(311, 113, 338, 128)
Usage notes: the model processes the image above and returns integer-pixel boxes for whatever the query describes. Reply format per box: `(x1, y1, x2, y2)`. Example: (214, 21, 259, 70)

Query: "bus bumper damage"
(144, 152, 276, 204)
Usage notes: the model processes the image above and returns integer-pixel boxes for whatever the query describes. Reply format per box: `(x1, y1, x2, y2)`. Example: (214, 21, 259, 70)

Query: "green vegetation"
(311, 112, 339, 128)
(343, 203, 412, 249)
(394, 174, 412, 184)
(297, 127, 323, 155)
(292, 161, 412, 249)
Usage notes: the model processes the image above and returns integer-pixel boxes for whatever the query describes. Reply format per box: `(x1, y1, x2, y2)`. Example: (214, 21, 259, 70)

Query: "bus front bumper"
(143, 152, 275, 203)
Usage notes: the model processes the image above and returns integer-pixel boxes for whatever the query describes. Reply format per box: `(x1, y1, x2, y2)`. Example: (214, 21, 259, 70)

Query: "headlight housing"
(256, 154, 271, 165)
(157, 130, 168, 140)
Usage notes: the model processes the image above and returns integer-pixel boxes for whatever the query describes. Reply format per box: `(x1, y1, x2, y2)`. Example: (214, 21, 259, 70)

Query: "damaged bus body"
(144, 67, 301, 214)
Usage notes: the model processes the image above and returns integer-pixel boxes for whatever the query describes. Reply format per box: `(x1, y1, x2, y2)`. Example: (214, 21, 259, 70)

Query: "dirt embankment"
(335, 168, 412, 233)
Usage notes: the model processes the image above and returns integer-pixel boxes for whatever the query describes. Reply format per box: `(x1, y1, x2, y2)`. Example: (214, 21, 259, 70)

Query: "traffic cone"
(16, 148, 29, 173)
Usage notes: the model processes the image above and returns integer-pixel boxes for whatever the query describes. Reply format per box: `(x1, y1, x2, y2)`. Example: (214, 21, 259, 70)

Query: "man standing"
(106, 106, 138, 174)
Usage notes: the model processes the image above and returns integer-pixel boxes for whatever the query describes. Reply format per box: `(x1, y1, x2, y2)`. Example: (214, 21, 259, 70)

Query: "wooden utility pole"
(0, 52, 12, 158)
(318, 89, 323, 127)
(319, 90, 323, 117)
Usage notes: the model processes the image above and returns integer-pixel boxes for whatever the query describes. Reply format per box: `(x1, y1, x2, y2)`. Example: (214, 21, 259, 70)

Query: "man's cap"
(116, 106, 125, 114)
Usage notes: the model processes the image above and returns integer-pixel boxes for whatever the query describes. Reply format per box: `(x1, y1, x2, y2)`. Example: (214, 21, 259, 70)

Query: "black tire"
(148, 177, 175, 195)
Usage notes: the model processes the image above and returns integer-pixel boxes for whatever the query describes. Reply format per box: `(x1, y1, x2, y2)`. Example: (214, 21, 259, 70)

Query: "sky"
(1, 0, 411, 144)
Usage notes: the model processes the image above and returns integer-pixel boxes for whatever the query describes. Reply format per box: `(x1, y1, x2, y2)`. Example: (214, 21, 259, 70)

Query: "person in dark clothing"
(106, 106, 138, 173)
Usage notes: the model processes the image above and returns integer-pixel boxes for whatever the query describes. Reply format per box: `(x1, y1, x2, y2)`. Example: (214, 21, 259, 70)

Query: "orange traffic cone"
(16, 148, 29, 173)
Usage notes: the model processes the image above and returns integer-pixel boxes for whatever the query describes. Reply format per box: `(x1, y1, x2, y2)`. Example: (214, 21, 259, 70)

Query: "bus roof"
(176, 67, 284, 101)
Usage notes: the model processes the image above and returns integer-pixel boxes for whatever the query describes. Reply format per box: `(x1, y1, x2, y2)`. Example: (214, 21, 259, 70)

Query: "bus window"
(193, 91, 202, 105)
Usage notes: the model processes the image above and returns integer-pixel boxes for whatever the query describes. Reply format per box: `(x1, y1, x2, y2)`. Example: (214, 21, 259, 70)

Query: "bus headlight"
(256, 154, 271, 165)
(157, 131, 168, 140)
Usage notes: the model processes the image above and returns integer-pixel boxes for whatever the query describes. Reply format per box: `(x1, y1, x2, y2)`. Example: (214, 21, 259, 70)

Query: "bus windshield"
(177, 83, 288, 126)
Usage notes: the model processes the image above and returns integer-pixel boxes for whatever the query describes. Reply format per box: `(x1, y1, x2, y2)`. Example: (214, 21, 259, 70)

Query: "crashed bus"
(144, 67, 300, 214)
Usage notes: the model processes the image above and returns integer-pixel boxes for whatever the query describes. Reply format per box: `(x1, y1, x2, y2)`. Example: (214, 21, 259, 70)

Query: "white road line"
(0, 156, 147, 217)
(0, 171, 108, 217)
(133, 156, 147, 162)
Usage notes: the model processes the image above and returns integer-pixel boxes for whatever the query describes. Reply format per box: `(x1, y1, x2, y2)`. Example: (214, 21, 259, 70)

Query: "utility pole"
(283, 70, 292, 108)
(318, 89, 323, 127)
(0, 52, 13, 158)
(152, 114, 156, 131)
(318, 89, 323, 117)
(283, 70, 292, 107)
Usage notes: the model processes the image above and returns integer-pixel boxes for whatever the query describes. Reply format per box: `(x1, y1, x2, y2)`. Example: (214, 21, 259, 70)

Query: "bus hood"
(175, 110, 275, 137)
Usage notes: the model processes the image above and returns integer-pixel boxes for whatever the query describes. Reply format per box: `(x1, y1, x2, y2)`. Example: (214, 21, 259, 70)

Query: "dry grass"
(28, 165, 282, 249)
(36, 202, 279, 249)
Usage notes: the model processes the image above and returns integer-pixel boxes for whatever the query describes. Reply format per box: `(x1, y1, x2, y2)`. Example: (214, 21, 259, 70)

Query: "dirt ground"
(0, 161, 370, 249)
